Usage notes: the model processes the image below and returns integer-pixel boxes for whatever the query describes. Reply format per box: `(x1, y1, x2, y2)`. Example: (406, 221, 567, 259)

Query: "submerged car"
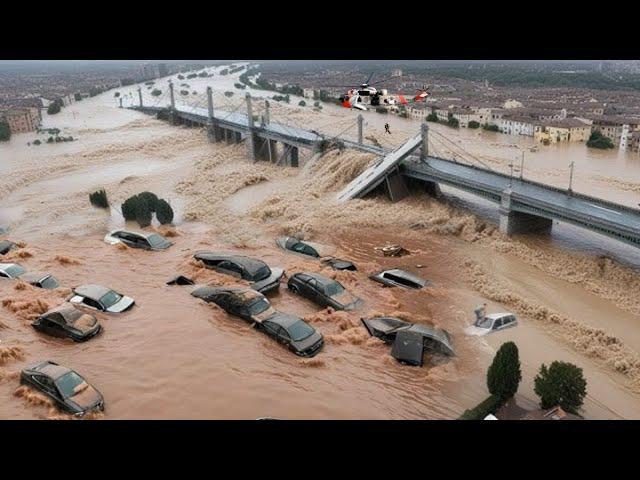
(321, 257, 357, 271)
(20, 361, 104, 416)
(68, 284, 135, 313)
(0, 263, 59, 289)
(32, 306, 102, 342)
(104, 230, 173, 250)
(287, 272, 362, 311)
(369, 268, 429, 290)
(362, 316, 455, 361)
(0, 240, 16, 255)
(192, 285, 324, 357)
(465, 313, 518, 336)
(276, 236, 320, 258)
(193, 252, 284, 294)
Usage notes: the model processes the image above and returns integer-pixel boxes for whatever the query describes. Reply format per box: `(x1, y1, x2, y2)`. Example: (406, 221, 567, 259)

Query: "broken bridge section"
(336, 133, 422, 203)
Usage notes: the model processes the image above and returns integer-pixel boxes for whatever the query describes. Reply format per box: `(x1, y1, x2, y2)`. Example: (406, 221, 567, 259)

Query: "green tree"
(151, 89, 162, 97)
(121, 195, 140, 221)
(534, 361, 587, 414)
(447, 116, 460, 128)
(0, 121, 10, 142)
(137, 191, 159, 212)
(135, 200, 152, 228)
(426, 112, 439, 122)
(487, 341, 522, 400)
(47, 136, 54, 143)
(156, 199, 174, 225)
(298, 100, 306, 107)
(33, 139, 41, 145)
(468, 120, 480, 129)
(89, 189, 109, 209)
(224, 91, 234, 97)
(586, 129, 614, 149)
(482, 123, 500, 132)
(114, 92, 120, 98)
(47, 102, 61, 115)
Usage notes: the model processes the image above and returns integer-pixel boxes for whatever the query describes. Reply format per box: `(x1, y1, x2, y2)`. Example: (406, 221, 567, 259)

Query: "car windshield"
(55, 371, 86, 398)
(99, 290, 122, 308)
(5, 264, 25, 277)
(475, 317, 493, 329)
(324, 281, 345, 297)
(253, 265, 271, 281)
(147, 233, 167, 248)
(286, 320, 315, 342)
(248, 298, 271, 315)
(40, 276, 59, 289)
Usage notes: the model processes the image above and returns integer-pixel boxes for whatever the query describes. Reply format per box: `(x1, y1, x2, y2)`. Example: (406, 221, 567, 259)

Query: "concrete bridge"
(126, 84, 640, 249)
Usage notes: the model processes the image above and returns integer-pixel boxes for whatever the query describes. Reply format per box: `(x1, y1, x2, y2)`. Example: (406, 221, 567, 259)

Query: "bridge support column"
(384, 168, 409, 202)
(234, 131, 242, 143)
(138, 88, 143, 107)
(288, 146, 299, 167)
(499, 189, 552, 235)
(423, 180, 441, 197)
(357, 114, 364, 144)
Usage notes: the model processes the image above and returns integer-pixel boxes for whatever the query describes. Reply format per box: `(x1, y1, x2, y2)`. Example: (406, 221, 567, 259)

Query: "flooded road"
(1, 64, 640, 419)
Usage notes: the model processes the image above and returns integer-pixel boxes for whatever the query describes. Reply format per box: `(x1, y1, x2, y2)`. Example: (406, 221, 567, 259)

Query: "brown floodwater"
(2, 65, 640, 419)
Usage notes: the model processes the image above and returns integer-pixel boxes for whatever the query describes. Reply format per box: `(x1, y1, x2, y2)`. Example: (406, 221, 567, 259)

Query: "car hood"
(71, 313, 99, 333)
(150, 238, 173, 250)
(67, 383, 102, 411)
(252, 267, 284, 292)
(465, 325, 490, 336)
(106, 296, 135, 313)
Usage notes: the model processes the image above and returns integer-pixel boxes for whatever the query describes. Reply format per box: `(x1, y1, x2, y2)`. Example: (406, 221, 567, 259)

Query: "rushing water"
(1, 64, 640, 419)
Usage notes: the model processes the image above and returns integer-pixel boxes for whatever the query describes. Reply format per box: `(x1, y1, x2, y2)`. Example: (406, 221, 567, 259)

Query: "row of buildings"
(408, 100, 640, 152)
(0, 106, 41, 134)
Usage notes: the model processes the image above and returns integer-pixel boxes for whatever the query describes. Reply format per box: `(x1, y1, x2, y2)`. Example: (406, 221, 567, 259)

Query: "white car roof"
(0, 263, 19, 271)
(485, 313, 513, 320)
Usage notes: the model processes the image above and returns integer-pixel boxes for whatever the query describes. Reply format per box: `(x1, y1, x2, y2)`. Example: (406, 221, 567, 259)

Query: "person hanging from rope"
(384, 123, 391, 134)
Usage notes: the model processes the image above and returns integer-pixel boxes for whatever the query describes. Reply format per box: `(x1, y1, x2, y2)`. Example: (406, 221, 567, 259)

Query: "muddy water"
(2, 63, 640, 419)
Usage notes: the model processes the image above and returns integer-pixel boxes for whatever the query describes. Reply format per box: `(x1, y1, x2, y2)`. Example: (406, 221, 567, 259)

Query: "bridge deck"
(402, 158, 640, 243)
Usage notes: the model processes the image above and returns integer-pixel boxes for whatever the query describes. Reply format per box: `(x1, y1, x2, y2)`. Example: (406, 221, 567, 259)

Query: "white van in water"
(465, 313, 518, 336)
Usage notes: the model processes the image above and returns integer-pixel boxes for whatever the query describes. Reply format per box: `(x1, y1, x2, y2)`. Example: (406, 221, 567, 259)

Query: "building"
(631, 131, 640, 153)
(495, 400, 582, 420)
(499, 115, 536, 136)
(302, 88, 317, 99)
(2, 107, 40, 133)
(534, 118, 591, 144)
(591, 115, 640, 148)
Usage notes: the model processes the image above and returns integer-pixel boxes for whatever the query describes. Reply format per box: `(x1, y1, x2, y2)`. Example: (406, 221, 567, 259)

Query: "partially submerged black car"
(32, 306, 102, 342)
(369, 268, 430, 290)
(287, 272, 362, 311)
(191, 285, 324, 357)
(362, 316, 455, 366)
(0, 240, 16, 255)
(20, 361, 104, 416)
(276, 236, 320, 258)
(0, 263, 60, 289)
(104, 229, 173, 250)
(321, 257, 357, 271)
(193, 252, 284, 294)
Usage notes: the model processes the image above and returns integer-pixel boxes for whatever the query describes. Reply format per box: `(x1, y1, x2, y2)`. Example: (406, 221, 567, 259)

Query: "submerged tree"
(156, 199, 174, 225)
(89, 189, 109, 209)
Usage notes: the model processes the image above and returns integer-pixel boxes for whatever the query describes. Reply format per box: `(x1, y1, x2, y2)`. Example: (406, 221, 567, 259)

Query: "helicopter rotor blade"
(365, 72, 375, 85)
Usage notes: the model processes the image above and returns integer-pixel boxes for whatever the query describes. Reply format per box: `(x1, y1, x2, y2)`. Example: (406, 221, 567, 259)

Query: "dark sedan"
(0, 240, 16, 255)
(104, 229, 173, 250)
(193, 252, 284, 294)
(32, 306, 102, 342)
(0, 263, 59, 289)
(20, 361, 104, 417)
(287, 272, 362, 311)
(192, 285, 324, 357)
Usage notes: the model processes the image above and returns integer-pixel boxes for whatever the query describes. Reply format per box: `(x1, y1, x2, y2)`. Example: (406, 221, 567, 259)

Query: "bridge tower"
(138, 88, 143, 107)
(419, 121, 440, 197)
(168, 82, 179, 125)
(357, 114, 364, 144)
(206, 86, 223, 142)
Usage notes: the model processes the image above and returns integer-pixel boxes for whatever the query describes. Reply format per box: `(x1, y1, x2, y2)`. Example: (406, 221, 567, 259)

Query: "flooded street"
(2, 65, 640, 419)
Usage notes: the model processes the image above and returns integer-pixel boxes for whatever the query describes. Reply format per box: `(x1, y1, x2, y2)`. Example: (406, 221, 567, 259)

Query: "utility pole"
(138, 87, 143, 107)
(357, 114, 364, 144)
(568, 161, 575, 195)
(421, 121, 429, 161)
(508, 162, 515, 188)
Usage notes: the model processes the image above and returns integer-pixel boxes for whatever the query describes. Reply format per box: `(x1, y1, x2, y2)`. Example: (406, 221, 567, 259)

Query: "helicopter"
(330, 73, 431, 111)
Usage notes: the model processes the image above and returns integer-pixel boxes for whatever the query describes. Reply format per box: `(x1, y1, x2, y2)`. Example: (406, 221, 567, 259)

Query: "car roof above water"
(194, 252, 269, 276)
(30, 361, 72, 380)
(296, 272, 339, 287)
(112, 229, 160, 240)
(74, 284, 112, 300)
